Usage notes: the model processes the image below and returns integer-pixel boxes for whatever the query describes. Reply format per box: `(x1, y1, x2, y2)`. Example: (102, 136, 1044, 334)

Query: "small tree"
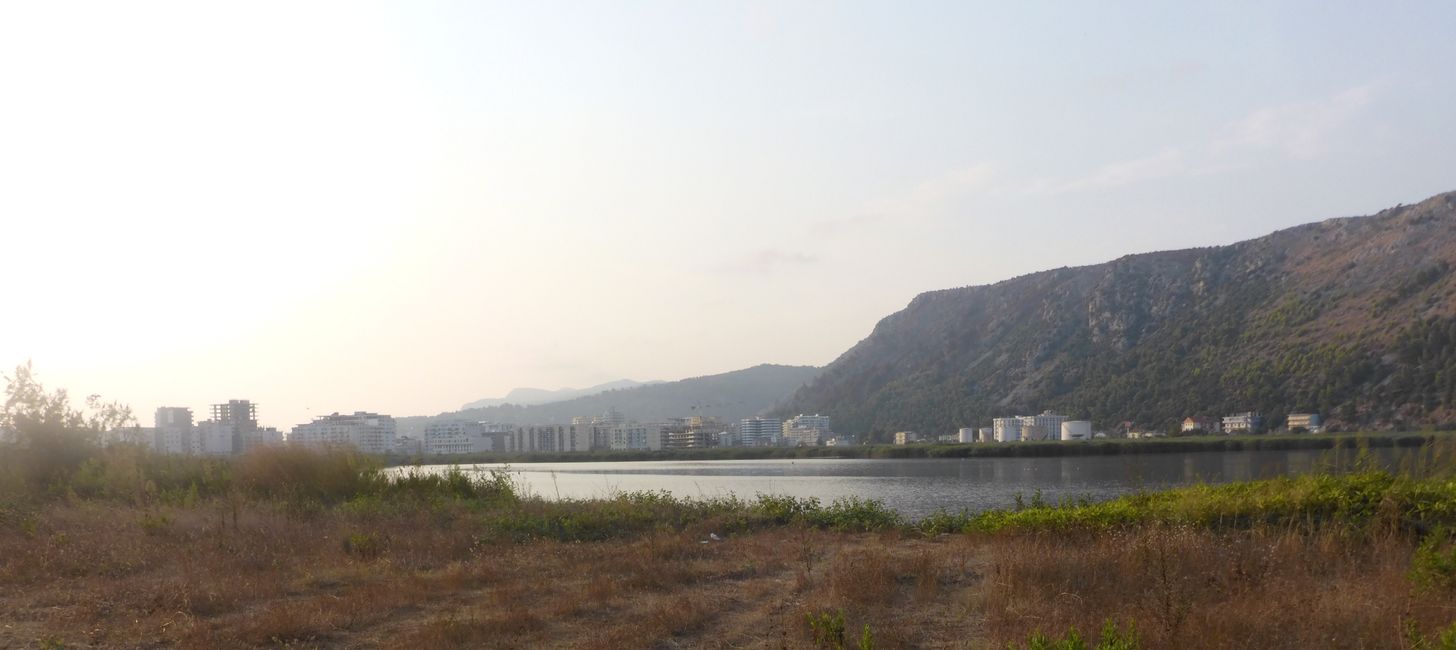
(1, 362, 133, 494)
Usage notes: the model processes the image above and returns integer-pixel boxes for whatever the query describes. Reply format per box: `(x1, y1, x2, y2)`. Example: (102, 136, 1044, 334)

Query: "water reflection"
(399, 448, 1410, 519)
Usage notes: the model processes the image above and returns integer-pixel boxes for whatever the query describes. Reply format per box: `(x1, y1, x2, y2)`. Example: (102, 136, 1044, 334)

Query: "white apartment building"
(197, 420, 236, 456)
(784, 426, 824, 446)
(782, 414, 831, 446)
(1018, 411, 1068, 441)
(290, 412, 397, 454)
(611, 423, 663, 451)
(1222, 412, 1264, 434)
(424, 420, 494, 455)
(1287, 413, 1323, 433)
(738, 417, 782, 447)
(240, 427, 283, 452)
(154, 407, 194, 454)
(993, 417, 1022, 442)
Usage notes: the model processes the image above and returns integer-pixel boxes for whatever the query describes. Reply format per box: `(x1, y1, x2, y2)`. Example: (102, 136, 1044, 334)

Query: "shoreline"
(385, 430, 1446, 466)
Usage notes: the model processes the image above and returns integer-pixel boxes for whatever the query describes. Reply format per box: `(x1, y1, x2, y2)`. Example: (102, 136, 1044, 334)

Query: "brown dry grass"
(4, 503, 1456, 648)
(979, 525, 1456, 649)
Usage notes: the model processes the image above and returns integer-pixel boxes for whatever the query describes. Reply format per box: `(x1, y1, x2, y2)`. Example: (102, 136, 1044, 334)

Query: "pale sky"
(3, 1, 1454, 430)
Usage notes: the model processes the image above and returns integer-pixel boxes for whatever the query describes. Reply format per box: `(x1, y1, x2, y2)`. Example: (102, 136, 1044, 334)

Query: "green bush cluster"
(933, 470, 1456, 535)
(1012, 620, 1139, 650)
(805, 610, 875, 650)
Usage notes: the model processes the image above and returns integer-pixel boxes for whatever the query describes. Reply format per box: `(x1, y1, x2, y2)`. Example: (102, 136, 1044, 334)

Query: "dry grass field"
(4, 500, 1456, 649)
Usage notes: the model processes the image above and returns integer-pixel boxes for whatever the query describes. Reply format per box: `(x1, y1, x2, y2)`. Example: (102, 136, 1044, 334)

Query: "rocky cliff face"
(780, 192, 1456, 438)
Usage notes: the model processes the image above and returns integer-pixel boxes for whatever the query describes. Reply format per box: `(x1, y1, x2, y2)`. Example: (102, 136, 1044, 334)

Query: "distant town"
(111, 398, 1328, 458)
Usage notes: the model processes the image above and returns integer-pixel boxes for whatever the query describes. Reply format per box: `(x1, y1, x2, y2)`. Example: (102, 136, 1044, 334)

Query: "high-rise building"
(211, 400, 259, 432)
(738, 417, 782, 447)
(153, 407, 194, 454)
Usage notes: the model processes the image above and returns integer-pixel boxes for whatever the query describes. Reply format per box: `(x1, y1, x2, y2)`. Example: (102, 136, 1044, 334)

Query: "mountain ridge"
(399, 364, 821, 435)
(778, 191, 1456, 439)
(460, 379, 664, 410)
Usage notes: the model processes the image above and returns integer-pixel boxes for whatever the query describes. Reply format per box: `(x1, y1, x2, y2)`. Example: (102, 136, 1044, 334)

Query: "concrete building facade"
(993, 417, 1022, 442)
(425, 420, 494, 455)
(291, 412, 398, 454)
(738, 417, 782, 447)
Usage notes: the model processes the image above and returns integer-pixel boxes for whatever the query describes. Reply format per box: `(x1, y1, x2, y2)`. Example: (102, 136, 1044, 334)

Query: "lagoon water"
(411, 447, 1404, 519)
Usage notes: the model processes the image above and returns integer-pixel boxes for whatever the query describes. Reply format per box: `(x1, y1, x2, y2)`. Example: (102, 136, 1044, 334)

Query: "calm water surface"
(409, 448, 1403, 519)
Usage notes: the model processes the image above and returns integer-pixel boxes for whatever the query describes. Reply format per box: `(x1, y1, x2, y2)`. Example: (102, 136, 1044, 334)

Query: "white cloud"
(1217, 84, 1378, 159)
(1056, 149, 1187, 193)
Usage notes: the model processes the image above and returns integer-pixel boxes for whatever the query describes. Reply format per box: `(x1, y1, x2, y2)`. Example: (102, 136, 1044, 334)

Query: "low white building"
(1287, 413, 1323, 433)
(1222, 412, 1264, 434)
(1018, 411, 1068, 442)
(291, 412, 397, 454)
(893, 431, 920, 445)
(425, 420, 495, 455)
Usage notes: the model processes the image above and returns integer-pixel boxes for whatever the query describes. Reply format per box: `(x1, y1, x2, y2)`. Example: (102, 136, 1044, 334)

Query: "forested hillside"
(779, 192, 1456, 439)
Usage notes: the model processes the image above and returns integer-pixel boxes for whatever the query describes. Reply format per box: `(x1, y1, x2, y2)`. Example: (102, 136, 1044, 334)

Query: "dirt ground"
(3, 504, 1454, 648)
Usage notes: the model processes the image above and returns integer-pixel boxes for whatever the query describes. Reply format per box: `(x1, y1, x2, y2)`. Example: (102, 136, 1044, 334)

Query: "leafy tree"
(1, 362, 133, 494)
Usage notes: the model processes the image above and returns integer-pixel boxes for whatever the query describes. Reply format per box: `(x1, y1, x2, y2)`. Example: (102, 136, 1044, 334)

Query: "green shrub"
(1011, 620, 1139, 650)
(1406, 619, 1456, 650)
(806, 610, 846, 649)
(342, 531, 386, 560)
(808, 497, 902, 531)
(1412, 529, 1456, 592)
(138, 512, 171, 536)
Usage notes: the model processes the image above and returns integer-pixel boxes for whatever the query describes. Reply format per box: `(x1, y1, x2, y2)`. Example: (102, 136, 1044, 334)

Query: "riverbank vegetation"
(8, 370, 1456, 647)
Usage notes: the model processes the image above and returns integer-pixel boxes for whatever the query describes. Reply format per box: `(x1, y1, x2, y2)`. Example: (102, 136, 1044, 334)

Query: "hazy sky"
(3, 1, 1455, 429)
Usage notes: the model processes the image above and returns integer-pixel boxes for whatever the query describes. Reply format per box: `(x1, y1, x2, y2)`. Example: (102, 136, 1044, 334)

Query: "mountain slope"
(402, 364, 821, 434)
(780, 191, 1456, 438)
(460, 379, 660, 410)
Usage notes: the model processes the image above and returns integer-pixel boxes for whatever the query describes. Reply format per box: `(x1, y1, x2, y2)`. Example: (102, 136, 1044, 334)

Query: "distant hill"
(778, 191, 1456, 439)
(460, 379, 662, 410)
(401, 364, 821, 434)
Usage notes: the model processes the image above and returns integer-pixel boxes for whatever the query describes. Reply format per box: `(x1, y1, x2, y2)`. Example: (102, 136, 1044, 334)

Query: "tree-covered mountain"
(778, 191, 1456, 439)
(401, 364, 821, 435)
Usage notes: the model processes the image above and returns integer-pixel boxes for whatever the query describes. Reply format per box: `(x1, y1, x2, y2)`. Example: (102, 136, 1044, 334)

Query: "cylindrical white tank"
(958, 427, 975, 443)
(993, 418, 1021, 442)
(1061, 421, 1092, 440)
